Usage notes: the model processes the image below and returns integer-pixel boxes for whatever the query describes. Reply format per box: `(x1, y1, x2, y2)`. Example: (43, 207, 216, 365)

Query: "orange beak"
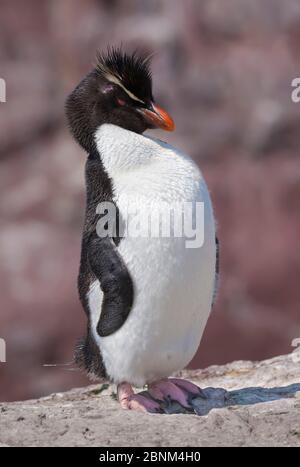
(140, 103, 175, 132)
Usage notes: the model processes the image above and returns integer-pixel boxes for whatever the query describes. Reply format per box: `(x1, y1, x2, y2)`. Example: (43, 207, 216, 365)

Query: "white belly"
(89, 125, 216, 386)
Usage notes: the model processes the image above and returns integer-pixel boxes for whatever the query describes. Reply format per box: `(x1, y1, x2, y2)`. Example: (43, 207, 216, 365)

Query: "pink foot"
(116, 379, 206, 415)
(169, 377, 206, 398)
(148, 378, 206, 411)
(117, 382, 162, 413)
(148, 379, 191, 408)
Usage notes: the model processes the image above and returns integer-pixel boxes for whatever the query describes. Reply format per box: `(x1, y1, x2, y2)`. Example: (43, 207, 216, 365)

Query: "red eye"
(117, 98, 125, 106)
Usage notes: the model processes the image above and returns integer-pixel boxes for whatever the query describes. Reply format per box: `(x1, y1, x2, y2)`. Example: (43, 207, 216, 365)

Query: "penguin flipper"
(87, 233, 134, 337)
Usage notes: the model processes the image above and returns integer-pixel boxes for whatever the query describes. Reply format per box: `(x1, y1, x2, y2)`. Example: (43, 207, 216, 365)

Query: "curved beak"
(139, 103, 175, 132)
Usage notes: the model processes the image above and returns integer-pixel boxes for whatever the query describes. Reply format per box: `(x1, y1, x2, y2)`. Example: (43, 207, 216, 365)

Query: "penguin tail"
(74, 331, 108, 382)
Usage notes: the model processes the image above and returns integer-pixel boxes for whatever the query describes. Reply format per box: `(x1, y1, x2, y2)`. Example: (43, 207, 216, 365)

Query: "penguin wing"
(87, 232, 134, 337)
(82, 152, 134, 337)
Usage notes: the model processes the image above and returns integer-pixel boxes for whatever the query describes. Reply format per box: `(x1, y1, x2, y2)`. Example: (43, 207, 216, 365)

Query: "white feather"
(88, 124, 216, 386)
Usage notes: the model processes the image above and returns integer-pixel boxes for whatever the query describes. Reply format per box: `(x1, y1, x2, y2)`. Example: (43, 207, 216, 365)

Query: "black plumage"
(96, 47, 153, 104)
(65, 47, 154, 154)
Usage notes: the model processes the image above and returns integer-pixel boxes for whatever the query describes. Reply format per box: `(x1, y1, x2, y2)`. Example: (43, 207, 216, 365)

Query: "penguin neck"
(94, 123, 155, 175)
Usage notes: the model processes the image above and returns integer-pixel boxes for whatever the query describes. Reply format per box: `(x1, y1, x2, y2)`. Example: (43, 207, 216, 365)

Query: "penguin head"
(65, 47, 175, 153)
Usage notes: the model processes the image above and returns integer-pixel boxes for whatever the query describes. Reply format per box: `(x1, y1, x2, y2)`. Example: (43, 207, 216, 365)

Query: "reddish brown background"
(0, 0, 300, 402)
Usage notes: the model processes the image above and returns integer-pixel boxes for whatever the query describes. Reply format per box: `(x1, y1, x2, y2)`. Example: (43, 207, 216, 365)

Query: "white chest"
(88, 125, 216, 386)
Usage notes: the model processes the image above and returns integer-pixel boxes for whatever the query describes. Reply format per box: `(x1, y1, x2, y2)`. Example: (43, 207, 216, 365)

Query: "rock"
(1, 353, 299, 447)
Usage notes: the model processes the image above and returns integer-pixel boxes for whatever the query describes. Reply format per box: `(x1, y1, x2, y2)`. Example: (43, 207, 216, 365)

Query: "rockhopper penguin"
(66, 48, 218, 414)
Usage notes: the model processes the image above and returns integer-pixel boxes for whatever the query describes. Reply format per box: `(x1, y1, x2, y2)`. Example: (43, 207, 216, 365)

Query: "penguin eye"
(117, 98, 126, 106)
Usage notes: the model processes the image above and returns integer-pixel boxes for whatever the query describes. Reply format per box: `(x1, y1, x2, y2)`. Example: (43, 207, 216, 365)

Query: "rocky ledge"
(1, 353, 300, 447)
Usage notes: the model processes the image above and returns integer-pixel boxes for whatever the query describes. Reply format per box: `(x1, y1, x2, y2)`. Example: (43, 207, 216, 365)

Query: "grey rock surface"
(1, 353, 299, 447)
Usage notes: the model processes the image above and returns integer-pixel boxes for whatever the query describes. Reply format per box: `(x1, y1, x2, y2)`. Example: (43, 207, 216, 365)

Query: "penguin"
(66, 47, 218, 413)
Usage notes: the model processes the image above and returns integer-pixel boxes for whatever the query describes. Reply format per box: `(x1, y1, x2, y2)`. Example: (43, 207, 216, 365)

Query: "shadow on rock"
(163, 383, 300, 416)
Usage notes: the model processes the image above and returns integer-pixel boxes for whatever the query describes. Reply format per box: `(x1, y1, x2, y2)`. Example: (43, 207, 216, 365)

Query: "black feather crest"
(96, 46, 153, 102)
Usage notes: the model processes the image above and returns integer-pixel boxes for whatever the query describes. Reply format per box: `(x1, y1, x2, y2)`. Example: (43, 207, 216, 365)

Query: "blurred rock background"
(0, 0, 300, 402)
